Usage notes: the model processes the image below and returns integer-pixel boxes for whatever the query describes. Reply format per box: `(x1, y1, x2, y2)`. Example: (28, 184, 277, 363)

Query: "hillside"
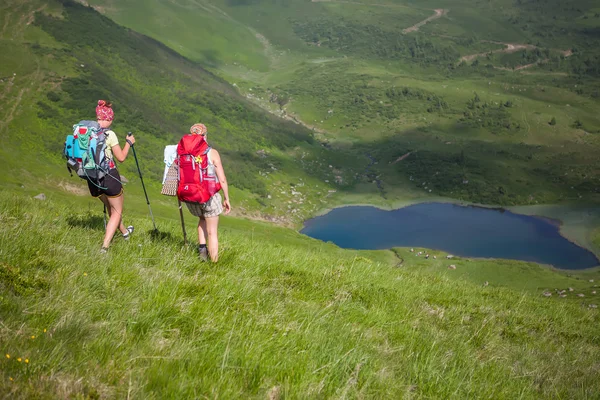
(1, 0, 600, 397)
(1, 0, 352, 226)
(1, 191, 599, 398)
(84, 0, 600, 209)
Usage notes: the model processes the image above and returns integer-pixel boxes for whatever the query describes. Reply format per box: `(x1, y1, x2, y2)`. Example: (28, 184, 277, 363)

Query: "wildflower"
(25, 359, 29, 364)
(43, 329, 46, 333)
(84, 273, 87, 276)
(17, 358, 21, 362)
(5, 354, 9, 359)
(9, 377, 13, 381)
(31, 335, 35, 339)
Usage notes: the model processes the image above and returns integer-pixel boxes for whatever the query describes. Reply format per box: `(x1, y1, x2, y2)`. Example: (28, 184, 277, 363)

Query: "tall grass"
(1, 191, 599, 398)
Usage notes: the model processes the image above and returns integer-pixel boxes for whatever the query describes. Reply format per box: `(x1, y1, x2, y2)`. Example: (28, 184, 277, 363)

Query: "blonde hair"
(190, 123, 207, 136)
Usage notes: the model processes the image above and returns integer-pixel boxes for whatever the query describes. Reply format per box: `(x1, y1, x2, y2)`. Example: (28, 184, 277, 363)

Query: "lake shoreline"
(305, 196, 600, 266)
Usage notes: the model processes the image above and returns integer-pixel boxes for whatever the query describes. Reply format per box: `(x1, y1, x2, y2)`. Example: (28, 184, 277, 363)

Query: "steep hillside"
(83, 0, 600, 208)
(1, 2, 600, 397)
(1, 0, 351, 225)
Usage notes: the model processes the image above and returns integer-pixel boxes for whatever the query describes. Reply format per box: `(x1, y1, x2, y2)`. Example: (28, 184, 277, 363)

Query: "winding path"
(403, 9, 448, 34)
(460, 43, 536, 63)
(311, 0, 415, 9)
(460, 41, 574, 71)
(310, 0, 447, 34)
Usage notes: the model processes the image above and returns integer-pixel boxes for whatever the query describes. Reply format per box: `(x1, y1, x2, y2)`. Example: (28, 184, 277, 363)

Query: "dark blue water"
(301, 203, 600, 270)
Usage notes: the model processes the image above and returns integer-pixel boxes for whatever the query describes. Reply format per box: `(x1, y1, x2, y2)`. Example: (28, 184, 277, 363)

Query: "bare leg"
(102, 194, 125, 248)
(204, 216, 220, 262)
(197, 217, 207, 245)
(100, 195, 127, 235)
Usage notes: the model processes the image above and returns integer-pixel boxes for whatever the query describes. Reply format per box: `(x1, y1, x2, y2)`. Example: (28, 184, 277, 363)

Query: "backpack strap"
(202, 147, 212, 168)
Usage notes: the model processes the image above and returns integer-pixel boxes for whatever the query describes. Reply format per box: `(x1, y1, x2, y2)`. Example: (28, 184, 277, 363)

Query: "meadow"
(1, 0, 600, 396)
(1, 189, 600, 399)
(56, 0, 598, 220)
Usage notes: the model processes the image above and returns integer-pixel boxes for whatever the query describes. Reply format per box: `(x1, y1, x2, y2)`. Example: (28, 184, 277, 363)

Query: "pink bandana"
(190, 123, 207, 136)
(96, 100, 114, 121)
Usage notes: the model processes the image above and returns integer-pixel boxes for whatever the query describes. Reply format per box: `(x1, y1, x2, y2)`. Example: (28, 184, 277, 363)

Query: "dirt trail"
(311, 0, 415, 9)
(0, 64, 39, 135)
(1, 9, 11, 37)
(496, 62, 538, 72)
(0, 2, 48, 135)
(460, 41, 574, 71)
(309, 1, 449, 36)
(403, 9, 447, 34)
(392, 152, 412, 164)
(460, 42, 536, 63)
(0, 81, 27, 135)
(0, 76, 14, 104)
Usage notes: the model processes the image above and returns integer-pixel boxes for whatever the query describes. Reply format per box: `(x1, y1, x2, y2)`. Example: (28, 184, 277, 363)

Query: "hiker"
(180, 123, 231, 262)
(88, 100, 136, 252)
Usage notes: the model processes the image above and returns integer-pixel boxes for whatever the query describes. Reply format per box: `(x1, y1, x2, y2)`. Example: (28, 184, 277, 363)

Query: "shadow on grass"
(147, 228, 182, 246)
(66, 214, 104, 231)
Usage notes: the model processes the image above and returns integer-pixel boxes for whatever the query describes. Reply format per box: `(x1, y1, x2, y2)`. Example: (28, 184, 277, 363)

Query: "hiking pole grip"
(126, 131, 134, 146)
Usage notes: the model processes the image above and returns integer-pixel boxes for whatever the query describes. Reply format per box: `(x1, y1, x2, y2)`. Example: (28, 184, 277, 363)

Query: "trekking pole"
(127, 132, 157, 231)
(177, 199, 188, 245)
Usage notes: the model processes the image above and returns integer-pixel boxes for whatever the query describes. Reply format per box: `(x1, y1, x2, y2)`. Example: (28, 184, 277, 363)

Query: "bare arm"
(111, 134, 135, 163)
(211, 149, 231, 214)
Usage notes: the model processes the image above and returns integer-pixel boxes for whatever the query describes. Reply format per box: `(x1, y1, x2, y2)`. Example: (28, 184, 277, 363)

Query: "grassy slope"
(1, 191, 599, 398)
(84, 0, 600, 217)
(1, 1, 600, 397)
(0, 0, 352, 227)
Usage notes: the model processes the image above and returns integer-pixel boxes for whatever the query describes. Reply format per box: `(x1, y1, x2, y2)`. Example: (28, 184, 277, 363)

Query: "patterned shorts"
(185, 193, 223, 218)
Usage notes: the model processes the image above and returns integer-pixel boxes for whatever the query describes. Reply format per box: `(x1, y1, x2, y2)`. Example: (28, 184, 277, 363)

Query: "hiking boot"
(198, 245, 208, 262)
(123, 225, 134, 240)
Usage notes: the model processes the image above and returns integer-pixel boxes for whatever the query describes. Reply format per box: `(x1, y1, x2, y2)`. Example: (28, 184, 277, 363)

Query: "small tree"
(549, 117, 556, 126)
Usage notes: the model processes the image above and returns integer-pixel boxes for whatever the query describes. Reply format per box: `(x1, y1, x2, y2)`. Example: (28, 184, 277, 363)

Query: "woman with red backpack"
(178, 123, 231, 262)
(90, 100, 136, 253)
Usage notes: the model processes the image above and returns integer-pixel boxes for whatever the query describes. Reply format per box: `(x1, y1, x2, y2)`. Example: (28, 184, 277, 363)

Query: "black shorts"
(87, 168, 123, 198)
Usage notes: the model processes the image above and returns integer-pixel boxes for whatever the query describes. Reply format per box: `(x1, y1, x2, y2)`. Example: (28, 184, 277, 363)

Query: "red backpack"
(176, 134, 221, 203)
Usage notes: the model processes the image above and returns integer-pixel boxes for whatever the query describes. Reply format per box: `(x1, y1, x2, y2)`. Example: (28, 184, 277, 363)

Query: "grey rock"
(34, 193, 46, 201)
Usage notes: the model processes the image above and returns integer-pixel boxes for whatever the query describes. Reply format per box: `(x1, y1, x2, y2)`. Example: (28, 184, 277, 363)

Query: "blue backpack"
(64, 120, 110, 186)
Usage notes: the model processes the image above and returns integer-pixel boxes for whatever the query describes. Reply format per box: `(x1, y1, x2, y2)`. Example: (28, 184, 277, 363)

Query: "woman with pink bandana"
(184, 123, 231, 262)
(91, 100, 136, 253)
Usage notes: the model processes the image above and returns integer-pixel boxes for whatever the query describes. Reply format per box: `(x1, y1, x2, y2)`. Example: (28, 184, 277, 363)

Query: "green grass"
(55, 0, 600, 213)
(2, 3, 600, 396)
(1, 0, 348, 226)
(397, 246, 600, 294)
(85, 0, 269, 71)
(1, 190, 600, 398)
(1, 0, 599, 219)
